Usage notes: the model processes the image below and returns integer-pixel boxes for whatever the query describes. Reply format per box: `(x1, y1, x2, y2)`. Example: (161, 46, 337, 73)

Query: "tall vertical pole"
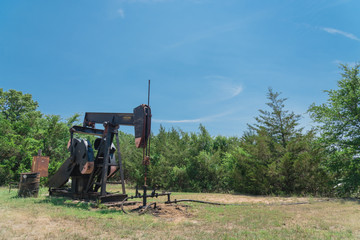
(148, 80, 150, 107)
(143, 80, 151, 207)
(144, 80, 150, 182)
(148, 80, 151, 158)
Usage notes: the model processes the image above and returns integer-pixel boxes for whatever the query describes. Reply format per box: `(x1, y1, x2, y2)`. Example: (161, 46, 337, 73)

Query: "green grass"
(1, 187, 360, 239)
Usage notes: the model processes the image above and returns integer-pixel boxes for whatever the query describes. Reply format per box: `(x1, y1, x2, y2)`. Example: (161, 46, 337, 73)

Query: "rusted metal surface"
(31, 156, 49, 177)
(80, 162, 94, 174)
(134, 104, 151, 148)
(18, 172, 40, 197)
(142, 156, 150, 165)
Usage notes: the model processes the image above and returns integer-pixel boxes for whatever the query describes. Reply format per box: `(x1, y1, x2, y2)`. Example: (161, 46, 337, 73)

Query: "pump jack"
(49, 81, 172, 209)
(48, 104, 151, 203)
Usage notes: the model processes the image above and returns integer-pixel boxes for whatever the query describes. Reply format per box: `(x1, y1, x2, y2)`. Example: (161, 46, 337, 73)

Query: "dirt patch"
(118, 203, 193, 222)
(145, 204, 191, 219)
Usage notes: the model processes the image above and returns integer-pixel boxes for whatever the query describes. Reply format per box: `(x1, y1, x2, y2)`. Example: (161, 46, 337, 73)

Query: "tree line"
(1, 64, 359, 196)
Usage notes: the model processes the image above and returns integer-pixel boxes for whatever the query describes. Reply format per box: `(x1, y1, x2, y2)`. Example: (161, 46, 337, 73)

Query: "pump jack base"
(49, 188, 128, 203)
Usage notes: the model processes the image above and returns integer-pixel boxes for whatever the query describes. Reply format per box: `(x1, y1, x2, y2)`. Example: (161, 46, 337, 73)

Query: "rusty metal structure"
(49, 103, 152, 203)
(49, 81, 172, 209)
(19, 172, 40, 197)
(31, 150, 49, 177)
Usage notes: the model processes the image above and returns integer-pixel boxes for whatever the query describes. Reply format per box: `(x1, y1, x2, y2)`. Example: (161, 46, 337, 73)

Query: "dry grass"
(1, 187, 360, 239)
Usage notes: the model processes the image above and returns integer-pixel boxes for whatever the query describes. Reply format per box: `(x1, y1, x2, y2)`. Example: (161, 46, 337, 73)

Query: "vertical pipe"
(143, 148, 147, 186)
(143, 185, 147, 207)
(116, 131, 126, 194)
(142, 80, 151, 207)
(148, 79, 150, 107)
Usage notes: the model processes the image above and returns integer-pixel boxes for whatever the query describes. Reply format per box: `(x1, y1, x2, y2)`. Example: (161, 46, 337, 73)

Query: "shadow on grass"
(98, 209, 120, 214)
(339, 198, 360, 204)
(36, 196, 126, 214)
(37, 196, 92, 210)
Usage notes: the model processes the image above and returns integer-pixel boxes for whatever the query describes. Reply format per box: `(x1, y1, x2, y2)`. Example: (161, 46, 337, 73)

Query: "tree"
(248, 88, 303, 192)
(242, 88, 329, 194)
(0, 88, 80, 185)
(309, 64, 360, 195)
(309, 64, 360, 151)
(0, 89, 42, 184)
(0, 89, 39, 122)
(249, 88, 302, 148)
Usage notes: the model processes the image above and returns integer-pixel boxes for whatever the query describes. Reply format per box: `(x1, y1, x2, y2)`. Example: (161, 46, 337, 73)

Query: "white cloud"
(204, 75, 243, 101)
(322, 27, 359, 41)
(153, 110, 234, 124)
(117, 8, 125, 18)
(221, 82, 243, 99)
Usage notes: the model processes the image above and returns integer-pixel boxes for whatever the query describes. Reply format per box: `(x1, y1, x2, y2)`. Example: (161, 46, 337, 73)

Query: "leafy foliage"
(0, 89, 79, 185)
(309, 64, 360, 195)
(309, 64, 360, 151)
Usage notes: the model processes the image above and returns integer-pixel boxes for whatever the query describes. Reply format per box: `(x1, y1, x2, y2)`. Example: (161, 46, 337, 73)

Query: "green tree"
(248, 88, 303, 192)
(0, 89, 42, 184)
(0, 88, 81, 184)
(242, 88, 329, 195)
(309, 64, 360, 195)
(0, 89, 39, 122)
(249, 88, 302, 148)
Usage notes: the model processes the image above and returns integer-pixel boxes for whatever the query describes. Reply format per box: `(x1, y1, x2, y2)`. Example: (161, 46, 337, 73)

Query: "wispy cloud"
(204, 76, 243, 101)
(117, 8, 125, 18)
(218, 81, 243, 99)
(153, 110, 234, 124)
(322, 27, 360, 41)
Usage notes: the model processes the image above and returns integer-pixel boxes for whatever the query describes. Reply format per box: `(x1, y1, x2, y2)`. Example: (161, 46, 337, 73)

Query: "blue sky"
(1, 0, 359, 136)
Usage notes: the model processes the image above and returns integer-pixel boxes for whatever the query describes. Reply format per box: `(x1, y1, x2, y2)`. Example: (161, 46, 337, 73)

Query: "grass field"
(1, 186, 360, 240)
